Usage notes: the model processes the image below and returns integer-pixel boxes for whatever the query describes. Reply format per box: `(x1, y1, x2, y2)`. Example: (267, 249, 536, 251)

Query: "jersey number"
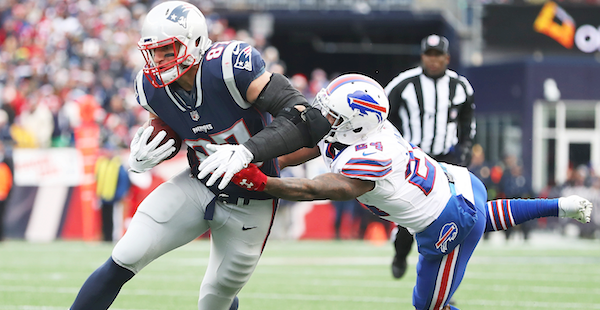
(405, 150, 436, 195)
(185, 120, 251, 162)
(205, 42, 229, 61)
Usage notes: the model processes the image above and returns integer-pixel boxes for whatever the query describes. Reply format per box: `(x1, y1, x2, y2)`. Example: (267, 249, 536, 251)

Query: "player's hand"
(231, 164, 267, 191)
(128, 126, 176, 173)
(197, 144, 254, 190)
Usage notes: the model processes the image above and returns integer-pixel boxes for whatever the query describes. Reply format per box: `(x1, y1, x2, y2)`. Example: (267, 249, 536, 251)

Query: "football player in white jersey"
(69, 2, 330, 310)
(229, 73, 594, 310)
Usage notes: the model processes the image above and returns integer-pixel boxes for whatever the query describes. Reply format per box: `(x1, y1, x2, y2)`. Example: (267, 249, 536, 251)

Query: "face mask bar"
(313, 88, 354, 143)
(138, 37, 194, 88)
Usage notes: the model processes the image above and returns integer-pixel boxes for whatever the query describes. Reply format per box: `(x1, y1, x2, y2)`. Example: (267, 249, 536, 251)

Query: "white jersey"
(318, 121, 474, 233)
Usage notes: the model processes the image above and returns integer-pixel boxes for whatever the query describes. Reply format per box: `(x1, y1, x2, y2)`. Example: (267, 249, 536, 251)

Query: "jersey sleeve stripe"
(341, 167, 392, 178)
(135, 70, 157, 115)
(347, 158, 392, 167)
(222, 42, 252, 109)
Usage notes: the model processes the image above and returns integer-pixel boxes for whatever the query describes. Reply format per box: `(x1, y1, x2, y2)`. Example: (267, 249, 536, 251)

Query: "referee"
(384, 34, 476, 279)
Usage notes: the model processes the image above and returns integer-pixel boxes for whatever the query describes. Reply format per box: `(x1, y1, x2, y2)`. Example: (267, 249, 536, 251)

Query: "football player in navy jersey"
(69, 2, 330, 310)
(230, 73, 594, 310)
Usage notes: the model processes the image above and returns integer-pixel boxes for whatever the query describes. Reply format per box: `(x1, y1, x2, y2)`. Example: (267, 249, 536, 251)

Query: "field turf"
(1, 231, 599, 310)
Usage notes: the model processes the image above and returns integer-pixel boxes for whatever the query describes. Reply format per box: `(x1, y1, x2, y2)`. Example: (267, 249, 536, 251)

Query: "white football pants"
(112, 168, 277, 310)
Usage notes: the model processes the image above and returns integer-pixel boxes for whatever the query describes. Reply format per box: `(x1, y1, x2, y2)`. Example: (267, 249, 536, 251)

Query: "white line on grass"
(2, 285, 599, 308)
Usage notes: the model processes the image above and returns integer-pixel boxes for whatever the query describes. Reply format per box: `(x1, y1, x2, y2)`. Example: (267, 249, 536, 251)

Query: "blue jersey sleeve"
(229, 42, 266, 101)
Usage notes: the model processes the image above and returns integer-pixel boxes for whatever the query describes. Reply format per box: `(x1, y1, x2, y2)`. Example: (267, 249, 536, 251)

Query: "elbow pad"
(243, 107, 331, 162)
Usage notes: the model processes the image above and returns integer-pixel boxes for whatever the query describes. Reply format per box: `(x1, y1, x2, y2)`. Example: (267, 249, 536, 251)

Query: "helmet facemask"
(139, 37, 196, 88)
(312, 76, 389, 145)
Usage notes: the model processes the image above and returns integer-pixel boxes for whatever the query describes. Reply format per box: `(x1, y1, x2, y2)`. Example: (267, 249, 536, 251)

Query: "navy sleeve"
(230, 42, 266, 101)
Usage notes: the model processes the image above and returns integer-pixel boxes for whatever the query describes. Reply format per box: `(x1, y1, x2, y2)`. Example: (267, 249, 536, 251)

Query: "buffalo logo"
(167, 4, 192, 29)
(234, 45, 253, 71)
(435, 222, 458, 253)
(347, 91, 387, 122)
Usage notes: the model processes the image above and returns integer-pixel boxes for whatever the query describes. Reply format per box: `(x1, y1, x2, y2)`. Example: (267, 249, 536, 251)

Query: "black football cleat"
(391, 255, 407, 279)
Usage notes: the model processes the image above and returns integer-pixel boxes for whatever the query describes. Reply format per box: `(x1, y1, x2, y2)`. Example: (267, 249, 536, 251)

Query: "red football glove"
(231, 163, 267, 191)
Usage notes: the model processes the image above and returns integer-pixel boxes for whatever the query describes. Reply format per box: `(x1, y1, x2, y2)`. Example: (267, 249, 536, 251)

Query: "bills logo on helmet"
(435, 222, 458, 253)
(234, 45, 253, 71)
(347, 91, 387, 122)
(167, 4, 192, 28)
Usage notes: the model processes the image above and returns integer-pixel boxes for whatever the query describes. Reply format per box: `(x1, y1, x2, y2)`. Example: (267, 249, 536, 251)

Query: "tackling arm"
(231, 164, 375, 201)
(265, 173, 374, 201)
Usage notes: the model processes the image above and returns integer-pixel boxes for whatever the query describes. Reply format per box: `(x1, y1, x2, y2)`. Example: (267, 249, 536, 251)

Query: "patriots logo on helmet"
(435, 222, 458, 253)
(167, 4, 192, 28)
(347, 91, 387, 122)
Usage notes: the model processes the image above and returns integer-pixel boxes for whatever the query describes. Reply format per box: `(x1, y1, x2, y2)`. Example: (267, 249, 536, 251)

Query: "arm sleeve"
(252, 73, 309, 116)
(243, 74, 330, 162)
(457, 77, 475, 144)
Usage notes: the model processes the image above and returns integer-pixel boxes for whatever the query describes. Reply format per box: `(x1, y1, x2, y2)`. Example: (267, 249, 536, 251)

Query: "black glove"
(457, 141, 473, 167)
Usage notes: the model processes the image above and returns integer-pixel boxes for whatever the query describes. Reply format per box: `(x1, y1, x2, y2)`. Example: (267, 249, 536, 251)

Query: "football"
(143, 118, 183, 161)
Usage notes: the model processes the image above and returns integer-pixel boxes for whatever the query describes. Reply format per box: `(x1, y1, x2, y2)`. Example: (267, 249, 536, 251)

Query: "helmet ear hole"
(195, 37, 201, 47)
(353, 127, 363, 133)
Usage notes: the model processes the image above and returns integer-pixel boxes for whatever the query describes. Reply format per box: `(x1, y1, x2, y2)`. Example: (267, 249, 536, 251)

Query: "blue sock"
(485, 199, 559, 232)
(70, 257, 135, 310)
(230, 296, 239, 310)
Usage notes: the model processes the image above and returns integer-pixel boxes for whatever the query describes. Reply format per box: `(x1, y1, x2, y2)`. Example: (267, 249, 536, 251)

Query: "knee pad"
(217, 250, 260, 291)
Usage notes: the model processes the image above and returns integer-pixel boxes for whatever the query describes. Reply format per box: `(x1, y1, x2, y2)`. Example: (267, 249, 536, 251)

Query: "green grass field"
(1, 231, 600, 310)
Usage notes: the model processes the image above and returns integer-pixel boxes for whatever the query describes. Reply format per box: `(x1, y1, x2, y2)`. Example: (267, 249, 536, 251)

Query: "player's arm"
(199, 49, 330, 189)
(266, 173, 373, 201)
(244, 72, 330, 162)
(233, 164, 374, 201)
(278, 146, 321, 170)
(456, 77, 476, 165)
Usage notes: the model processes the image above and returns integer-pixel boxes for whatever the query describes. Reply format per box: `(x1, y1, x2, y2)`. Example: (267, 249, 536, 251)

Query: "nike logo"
(242, 225, 257, 231)
(362, 151, 376, 156)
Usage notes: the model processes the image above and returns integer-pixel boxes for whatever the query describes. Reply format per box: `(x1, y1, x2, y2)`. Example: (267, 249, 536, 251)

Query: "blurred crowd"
(0, 0, 334, 154)
(469, 144, 600, 239)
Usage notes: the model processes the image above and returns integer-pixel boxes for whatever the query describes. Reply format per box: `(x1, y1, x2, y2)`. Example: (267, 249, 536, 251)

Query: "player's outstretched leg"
(70, 257, 135, 310)
(485, 195, 592, 232)
(391, 225, 414, 279)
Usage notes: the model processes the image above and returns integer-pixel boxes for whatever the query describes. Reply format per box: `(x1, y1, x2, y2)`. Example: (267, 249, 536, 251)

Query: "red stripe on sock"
(493, 200, 504, 231)
(502, 200, 513, 228)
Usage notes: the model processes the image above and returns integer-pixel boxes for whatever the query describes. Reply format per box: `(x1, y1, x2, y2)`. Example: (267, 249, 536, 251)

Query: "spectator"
(0, 140, 12, 241)
(95, 154, 130, 242)
(498, 154, 534, 240)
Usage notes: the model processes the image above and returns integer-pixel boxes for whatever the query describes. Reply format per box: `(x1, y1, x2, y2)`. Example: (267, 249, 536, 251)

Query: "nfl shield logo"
(190, 110, 200, 121)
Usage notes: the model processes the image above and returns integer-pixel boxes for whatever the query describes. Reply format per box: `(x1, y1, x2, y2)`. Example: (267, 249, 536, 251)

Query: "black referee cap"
(421, 35, 449, 54)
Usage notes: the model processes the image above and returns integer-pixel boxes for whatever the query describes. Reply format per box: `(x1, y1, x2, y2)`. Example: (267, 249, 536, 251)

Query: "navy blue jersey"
(135, 41, 278, 199)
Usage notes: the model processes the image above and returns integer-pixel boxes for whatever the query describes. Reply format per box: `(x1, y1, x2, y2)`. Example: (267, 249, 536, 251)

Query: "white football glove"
(128, 126, 176, 173)
(197, 144, 254, 190)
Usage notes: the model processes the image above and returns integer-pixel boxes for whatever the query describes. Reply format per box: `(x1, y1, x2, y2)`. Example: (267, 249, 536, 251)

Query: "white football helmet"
(138, 1, 212, 87)
(312, 74, 389, 145)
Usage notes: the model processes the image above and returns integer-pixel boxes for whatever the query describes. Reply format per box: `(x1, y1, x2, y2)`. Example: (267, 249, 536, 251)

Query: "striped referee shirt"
(384, 66, 475, 157)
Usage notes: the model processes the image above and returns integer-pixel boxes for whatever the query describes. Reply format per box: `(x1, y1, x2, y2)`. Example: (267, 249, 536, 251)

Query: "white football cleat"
(558, 195, 593, 224)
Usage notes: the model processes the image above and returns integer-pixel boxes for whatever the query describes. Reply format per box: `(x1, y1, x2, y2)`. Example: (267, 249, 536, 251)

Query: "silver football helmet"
(312, 74, 389, 145)
(138, 1, 212, 87)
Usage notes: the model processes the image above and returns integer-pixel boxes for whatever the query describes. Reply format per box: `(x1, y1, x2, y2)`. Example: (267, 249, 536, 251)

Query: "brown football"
(142, 118, 183, 161)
